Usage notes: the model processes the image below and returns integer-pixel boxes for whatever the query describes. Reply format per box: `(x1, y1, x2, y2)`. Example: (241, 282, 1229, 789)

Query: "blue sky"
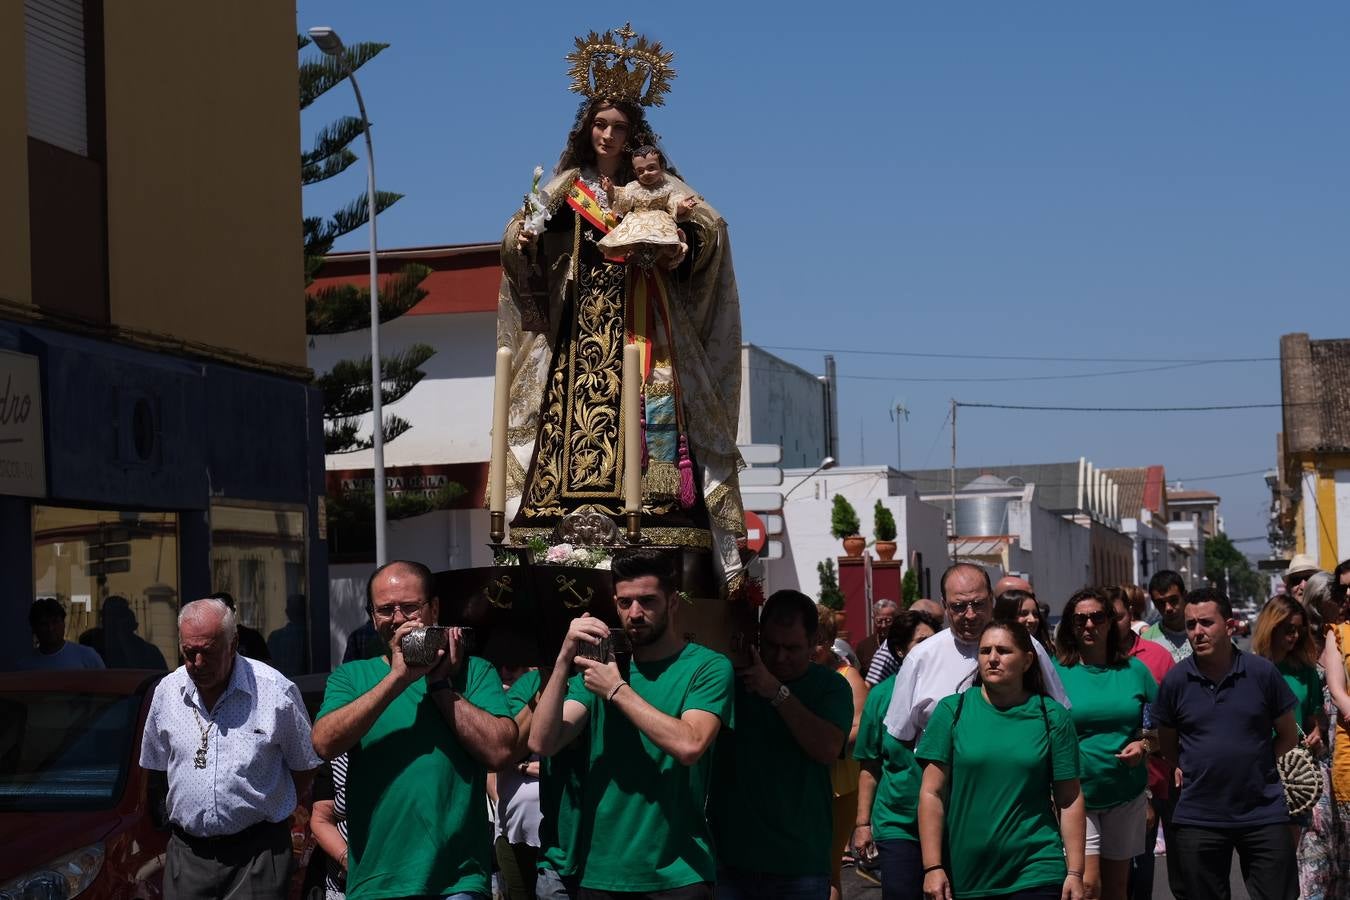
(298, 2, 1350, 560)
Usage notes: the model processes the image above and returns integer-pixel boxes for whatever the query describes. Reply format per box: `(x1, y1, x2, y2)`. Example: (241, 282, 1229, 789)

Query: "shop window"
(210, 503, 308, 676)
(31, 507, 178, 669)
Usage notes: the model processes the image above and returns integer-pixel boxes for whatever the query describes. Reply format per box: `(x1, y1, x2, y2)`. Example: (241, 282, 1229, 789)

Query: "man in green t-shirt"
(312, 560, 519, 900)
(503, 667, 590, 899)
(531, 548, 734, 900)
(710, 589, 853, 898)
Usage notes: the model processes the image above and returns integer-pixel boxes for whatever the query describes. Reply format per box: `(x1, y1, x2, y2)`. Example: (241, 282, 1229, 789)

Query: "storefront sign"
(0, 350, 46, 497)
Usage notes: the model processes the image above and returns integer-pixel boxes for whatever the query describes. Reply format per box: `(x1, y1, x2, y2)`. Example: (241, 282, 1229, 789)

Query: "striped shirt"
(315, 754, 350, 900)
(866, 647, 900, 686)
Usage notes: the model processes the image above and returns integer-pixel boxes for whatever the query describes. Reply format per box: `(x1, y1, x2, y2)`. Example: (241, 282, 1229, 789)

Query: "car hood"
(0, 812, 120, 881)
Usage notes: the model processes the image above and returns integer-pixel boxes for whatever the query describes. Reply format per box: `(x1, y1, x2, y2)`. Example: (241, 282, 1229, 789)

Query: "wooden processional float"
(434, 345, 755, 669)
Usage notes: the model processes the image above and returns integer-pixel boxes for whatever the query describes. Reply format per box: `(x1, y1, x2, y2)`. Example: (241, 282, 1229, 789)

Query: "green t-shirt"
(710, 662, 853, 875)
(317, 656, 511, 900)
(916, 690, 1079, 899)
(853, 674, 923, 842)
(568, 642, 733, 892)
(505, 670, 589, 876)
(1053, 658, 1157, 810)
(1278, 660, 1322, 731)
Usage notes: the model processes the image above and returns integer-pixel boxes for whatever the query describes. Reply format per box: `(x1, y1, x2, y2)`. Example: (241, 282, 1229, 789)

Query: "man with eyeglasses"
(312, 560, 518, 900)
(882, 563, 1069, 747)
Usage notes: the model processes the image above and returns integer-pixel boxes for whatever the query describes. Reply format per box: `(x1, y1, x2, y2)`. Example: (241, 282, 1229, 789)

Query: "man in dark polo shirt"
(711, 589, 854, 899)
(1154, 587, 1298, 900)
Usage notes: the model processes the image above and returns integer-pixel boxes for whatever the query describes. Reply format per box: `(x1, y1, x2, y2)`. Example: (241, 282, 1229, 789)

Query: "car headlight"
(0, 843, 104, 900)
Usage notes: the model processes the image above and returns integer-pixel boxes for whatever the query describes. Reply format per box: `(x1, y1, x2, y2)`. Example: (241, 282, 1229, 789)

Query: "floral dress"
(1299, 623, 1350, 899)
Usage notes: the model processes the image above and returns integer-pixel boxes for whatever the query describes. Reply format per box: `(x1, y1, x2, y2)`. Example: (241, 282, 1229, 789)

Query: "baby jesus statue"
(597, 144, 699, 265)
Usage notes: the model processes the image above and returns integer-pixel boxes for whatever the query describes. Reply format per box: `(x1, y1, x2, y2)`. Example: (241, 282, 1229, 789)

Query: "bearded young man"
(530, 548, 734, 900)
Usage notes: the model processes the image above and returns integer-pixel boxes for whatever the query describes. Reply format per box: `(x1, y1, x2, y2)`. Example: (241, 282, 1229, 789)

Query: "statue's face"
(590, 105, 630, 164)
(633, 153, 663, 187)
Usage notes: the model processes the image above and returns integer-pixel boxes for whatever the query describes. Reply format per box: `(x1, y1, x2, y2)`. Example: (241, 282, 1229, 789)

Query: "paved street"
(840, 854, 1251, 900)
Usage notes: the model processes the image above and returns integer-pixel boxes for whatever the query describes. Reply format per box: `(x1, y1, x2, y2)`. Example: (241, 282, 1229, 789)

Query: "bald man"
(883, 564, 1069, 745)
(993, 574, 1033, 597)
(909, 599, 944, 622)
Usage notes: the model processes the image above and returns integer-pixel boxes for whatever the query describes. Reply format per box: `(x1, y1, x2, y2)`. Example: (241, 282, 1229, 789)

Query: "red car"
(0, 670, 326, 900)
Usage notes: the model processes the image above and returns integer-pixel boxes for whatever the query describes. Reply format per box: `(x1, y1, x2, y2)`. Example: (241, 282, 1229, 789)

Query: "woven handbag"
(1278, 743, 1324, 816)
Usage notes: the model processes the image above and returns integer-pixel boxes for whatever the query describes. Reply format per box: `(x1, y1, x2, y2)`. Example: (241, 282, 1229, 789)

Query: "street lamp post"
(783, 456, 837, 502)
(309, 26, 387, 564)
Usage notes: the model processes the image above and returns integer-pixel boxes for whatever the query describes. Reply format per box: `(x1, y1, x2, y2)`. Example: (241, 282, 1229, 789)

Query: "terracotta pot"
(875, 540, 897, 561)
(842, 535, 866, 557)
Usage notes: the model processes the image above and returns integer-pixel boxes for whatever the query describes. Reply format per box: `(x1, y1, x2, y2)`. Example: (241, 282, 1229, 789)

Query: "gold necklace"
(190, 706, 215, 769)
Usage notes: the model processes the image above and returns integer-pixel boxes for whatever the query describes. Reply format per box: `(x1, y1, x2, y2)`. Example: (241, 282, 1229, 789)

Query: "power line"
(950, 402, 1285, 412)
(757, 344, 1278, 365)
(834, 360, 1221, 384)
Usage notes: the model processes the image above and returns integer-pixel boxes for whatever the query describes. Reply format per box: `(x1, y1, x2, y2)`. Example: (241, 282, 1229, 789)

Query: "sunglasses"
(947, 599, 989, 616)
(1073, 611, 1108, 627)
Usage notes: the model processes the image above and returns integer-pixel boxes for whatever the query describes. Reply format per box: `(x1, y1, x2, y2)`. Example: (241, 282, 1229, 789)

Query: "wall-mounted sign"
(0, 350, 46, 498)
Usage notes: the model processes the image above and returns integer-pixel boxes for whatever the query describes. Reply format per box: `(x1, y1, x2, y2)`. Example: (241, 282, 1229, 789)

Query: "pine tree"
(299, 33, 433, 454)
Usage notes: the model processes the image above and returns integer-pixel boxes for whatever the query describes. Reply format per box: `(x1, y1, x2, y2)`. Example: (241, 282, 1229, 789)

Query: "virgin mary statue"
(495, 26, 746, 590)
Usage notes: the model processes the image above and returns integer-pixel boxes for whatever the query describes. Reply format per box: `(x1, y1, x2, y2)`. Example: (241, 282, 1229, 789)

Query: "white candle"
(490, 347, 512, 514)
(623, 343, 642, 514)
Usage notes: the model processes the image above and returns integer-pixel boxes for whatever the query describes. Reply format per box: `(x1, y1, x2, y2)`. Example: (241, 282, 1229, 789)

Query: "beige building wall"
(0, 3, 32, 306)
(103, 2, 304, 369)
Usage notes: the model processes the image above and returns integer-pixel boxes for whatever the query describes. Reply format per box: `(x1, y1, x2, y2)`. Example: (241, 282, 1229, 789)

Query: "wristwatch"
(428, 679, 452, 694)
(770, 684, 790, 708)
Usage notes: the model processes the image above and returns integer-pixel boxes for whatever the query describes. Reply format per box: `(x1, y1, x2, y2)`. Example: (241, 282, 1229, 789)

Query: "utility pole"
(949, 399, 957, 551)
(892, 401, 909, 473)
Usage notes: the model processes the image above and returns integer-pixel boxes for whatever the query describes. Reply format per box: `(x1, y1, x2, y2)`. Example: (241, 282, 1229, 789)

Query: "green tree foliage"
(873, 500, 897, 542)
(818, 559, 845, 610)
(326, 482, 468, 557)
(299, 34, 461, 534)
(1204, 532, 1264, 605)
(902, 568, 919, 607)
(298, 33, 436, 455)
(830, 494, 861, 539)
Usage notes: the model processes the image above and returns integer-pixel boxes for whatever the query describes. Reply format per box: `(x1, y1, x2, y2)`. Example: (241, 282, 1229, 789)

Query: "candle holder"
(626, 511, 642, 544)
(490, 510, 506, 544)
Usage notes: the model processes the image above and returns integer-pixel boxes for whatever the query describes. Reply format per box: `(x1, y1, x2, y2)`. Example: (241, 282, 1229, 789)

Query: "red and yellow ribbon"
(566, 179, 618, 234)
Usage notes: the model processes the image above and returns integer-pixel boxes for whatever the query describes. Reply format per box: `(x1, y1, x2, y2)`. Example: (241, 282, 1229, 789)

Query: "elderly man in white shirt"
(883, 563, 1070, 744)
(140, 598, 322, 900)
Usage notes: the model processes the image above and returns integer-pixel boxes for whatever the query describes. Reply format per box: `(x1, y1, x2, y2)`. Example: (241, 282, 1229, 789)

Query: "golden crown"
(566, 24, 676, 108)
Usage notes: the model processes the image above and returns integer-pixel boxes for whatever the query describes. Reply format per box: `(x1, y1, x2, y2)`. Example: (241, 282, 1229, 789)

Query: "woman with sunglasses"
(1052, 589, 1157, 900)
(1252, 595, 1327, 861)
(917, 620, 1085, 900)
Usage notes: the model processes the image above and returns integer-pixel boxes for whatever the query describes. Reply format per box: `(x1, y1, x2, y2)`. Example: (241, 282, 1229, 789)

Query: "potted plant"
(831, 495, 865, 557)
(873, 500, 898, 561)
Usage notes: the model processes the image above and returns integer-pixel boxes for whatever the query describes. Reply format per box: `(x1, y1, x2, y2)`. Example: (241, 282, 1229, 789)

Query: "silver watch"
(770, 684, 790, 708)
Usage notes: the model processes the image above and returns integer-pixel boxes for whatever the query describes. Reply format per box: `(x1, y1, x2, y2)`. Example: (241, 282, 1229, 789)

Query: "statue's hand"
(516, 228, 537, 252)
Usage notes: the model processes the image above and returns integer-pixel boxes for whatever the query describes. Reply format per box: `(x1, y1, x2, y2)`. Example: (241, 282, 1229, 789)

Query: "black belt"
(171, 818, 288, 852)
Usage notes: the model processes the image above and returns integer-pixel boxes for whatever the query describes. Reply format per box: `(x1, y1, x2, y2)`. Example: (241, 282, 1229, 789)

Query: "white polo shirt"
(139, 654, 322, 837)
(882, 628, 1071, 742)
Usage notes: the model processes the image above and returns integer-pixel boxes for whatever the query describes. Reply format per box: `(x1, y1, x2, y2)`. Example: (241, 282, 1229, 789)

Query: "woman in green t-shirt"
(852, 609, 943, 900)
(1051, 588, 1157, 900)
(916, 620, 1085, 900)
(1251, 593, 1328, 845)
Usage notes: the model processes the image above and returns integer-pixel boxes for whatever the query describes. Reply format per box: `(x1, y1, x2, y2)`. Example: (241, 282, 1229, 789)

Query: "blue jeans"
(715, 868, 829, 900)
(876, 838, 923, 900)
(536, 867, 580, 900)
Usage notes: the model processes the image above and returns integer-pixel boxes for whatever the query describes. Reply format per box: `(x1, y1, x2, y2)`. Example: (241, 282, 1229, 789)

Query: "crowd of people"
(28, 547, 1348, 900)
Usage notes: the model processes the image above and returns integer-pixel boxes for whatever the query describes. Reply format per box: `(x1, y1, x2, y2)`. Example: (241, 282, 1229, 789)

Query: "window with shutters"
(24, 0, 89, 157)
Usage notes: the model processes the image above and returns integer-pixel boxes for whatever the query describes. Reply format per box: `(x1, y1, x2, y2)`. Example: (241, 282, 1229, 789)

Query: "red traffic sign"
(744, 511, 767, 554)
